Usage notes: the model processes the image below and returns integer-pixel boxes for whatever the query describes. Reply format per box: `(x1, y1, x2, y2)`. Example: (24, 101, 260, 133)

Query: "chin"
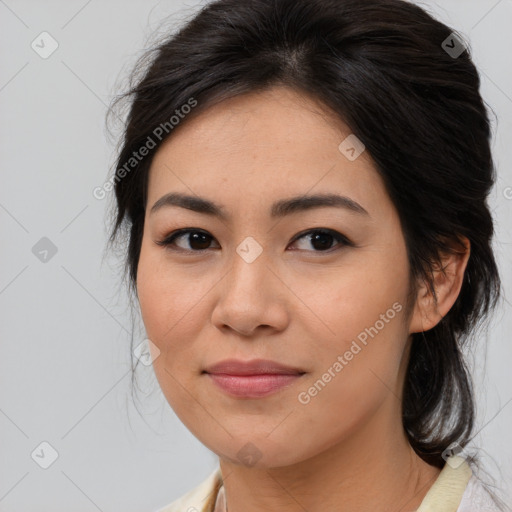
(202, 433, 310, 469)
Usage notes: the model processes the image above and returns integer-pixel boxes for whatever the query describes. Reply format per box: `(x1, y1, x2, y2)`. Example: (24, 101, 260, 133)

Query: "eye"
(155, 229, 219, 252)
(155, 228, 353, 253)
(289, 228, 353, 252)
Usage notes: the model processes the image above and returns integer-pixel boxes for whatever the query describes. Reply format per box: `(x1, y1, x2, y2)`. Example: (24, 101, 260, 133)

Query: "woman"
(106, 0, 507, 510)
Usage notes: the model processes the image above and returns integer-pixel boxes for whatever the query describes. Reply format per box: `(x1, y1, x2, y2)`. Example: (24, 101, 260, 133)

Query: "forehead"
(154, 86, 351, 158)
(146, 85, 389, 219)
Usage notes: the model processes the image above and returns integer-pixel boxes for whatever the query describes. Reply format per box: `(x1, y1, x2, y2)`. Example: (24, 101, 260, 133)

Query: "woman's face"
(137, 86, 418, 467)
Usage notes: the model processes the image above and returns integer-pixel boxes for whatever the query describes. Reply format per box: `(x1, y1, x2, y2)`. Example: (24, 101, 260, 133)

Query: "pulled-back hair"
(107, 0, 501, 472)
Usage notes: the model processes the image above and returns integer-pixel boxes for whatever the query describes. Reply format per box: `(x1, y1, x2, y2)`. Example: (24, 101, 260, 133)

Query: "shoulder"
(457, 475, 505, 512)
(153, 467, 222, 512)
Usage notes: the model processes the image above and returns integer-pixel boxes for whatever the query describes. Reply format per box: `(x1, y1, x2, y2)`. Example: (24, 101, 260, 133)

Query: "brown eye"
(289, 229, 352, 252)
(156, 229, 219, 252)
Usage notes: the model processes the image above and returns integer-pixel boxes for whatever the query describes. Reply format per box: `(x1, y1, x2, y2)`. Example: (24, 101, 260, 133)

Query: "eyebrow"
(149, 192, 370, 219)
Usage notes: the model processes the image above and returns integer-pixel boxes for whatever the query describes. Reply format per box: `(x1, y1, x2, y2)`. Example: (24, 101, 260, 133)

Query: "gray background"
(0, 1, 511, 510)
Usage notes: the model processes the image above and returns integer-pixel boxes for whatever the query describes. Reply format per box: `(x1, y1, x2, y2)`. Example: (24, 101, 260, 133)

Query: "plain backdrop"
(0, 1, 511, 511)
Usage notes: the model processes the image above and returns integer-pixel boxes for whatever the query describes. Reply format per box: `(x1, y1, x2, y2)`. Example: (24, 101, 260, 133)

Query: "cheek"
(293, 250, 410, 402)
(136, 250, 197, 417)
(136, 243, 212, 398)
(136, 244, 203, 348)
(295, 250, 408, 342)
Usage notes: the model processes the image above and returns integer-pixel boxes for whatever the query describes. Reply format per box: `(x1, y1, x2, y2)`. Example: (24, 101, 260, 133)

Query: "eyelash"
(155, 228, 353, 254)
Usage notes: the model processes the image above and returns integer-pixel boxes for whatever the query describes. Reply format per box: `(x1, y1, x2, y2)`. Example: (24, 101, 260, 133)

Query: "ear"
(409, 236, 470, 334)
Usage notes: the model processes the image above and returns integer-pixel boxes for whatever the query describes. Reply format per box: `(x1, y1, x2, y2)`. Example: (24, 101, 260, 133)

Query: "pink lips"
(203, 358, 305, 398)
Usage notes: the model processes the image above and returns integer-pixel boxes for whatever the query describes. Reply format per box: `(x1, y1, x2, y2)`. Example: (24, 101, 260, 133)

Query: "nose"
(210, 245, 289, 338)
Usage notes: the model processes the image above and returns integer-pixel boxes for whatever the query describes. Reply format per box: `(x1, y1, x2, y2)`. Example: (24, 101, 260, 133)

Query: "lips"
(203, 358, 306, 376)
(203, 359, 306, 398)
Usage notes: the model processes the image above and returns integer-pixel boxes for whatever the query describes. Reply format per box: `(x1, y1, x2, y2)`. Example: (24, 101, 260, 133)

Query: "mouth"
(203, 358, 306, 399)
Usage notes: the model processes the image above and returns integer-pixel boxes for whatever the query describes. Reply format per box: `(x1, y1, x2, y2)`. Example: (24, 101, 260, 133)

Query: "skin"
(136, 85, 470, 512)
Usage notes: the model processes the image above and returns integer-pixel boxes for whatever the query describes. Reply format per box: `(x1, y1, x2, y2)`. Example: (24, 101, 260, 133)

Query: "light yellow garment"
(157, 455, 477, 512)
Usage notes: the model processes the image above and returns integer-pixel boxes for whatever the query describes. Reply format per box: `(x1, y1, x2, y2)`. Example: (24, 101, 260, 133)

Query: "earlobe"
(408, 236, 470, 334)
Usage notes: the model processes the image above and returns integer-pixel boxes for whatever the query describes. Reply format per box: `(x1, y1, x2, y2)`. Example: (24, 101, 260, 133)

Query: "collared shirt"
(155, 456, 503, 512)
